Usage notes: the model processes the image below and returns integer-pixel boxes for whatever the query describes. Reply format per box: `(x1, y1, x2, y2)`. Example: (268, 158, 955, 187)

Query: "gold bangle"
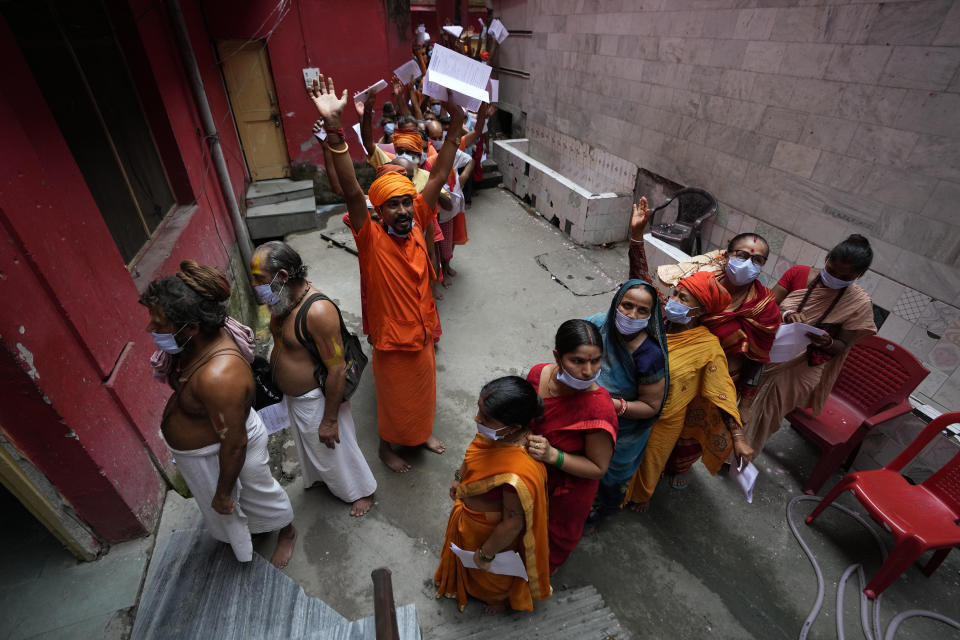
(326, 140, 349, 154)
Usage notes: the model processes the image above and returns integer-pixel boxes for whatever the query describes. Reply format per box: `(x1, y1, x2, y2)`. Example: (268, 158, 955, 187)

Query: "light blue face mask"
(430, 104, 442, 115)
(665, 298, 697, 324)
(152, 324, 189, 354)
(254, 273, 282, 306)
(819, 268, 855, 289)
(725, 257, 763, 286)
(615, 310, 649, 335)
(556, 365, 601, 390)
(384, 122, 396, 136)
(476, 421, 507, 441)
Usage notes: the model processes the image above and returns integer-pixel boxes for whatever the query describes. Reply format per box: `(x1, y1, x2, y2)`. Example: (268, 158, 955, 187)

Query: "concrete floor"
(3, 187, 958, 640)
(270, 188, 960, 639)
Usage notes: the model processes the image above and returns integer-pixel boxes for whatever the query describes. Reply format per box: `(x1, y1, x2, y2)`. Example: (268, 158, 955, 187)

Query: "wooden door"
(218, 40, 289, 180)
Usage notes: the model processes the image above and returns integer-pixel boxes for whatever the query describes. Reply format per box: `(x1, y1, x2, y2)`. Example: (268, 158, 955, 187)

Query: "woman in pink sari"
(525, 319, 618, 573)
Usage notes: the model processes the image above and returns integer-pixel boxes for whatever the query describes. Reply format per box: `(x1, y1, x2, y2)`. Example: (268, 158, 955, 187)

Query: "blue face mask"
(665, 298, 697, 324)
(152, 324, 189, 354)
(820, 268, 855, 289)
(615, 310, 649, 335)
(556, 364, 601, 390)
(384, 122, 395, 136)
(254, 273, 282, 307)
(430, 104, 442, 115)
(725, 257, 763, 286)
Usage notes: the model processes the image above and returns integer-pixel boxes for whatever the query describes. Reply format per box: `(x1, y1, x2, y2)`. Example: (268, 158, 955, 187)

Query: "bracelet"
(454, 469, 462, 481)
(553, 449, 565, 468)
(477, 546, 494, 562)
(731, 432, 745, 439)
(326, 141, 350, 154)
(617, 398, 628, 416)
(324, 126, 346, 139)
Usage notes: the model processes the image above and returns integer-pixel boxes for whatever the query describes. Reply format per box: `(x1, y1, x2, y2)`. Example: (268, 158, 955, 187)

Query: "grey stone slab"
(780, 43, 835, 79)
(535, 248, 619, 296)
(319, 226, 358, 256)
(934, 1, 960, 46)
(758, 107, 806, 142)
(734, 8, 777, 41)
(895, 89, 960, 137)
(771, 141, 821, 179)
(880, 46, 960, 90)
(799, 114, 857, 155)
(246, 179, 315, 207)
(847, 123, 920, 168)
(741, 41, 785, 74)
(825, 45, 893, 84)
(823, 4, 878, 44)
(770, 6, 830, 43)
(866, 0, 954, 46)
(920, 179, 960, 225)
(836, 84, 908, 128)
(810, 151, 873, 195)
(907, 134, 960, 182)
(246, 196, 317, 219)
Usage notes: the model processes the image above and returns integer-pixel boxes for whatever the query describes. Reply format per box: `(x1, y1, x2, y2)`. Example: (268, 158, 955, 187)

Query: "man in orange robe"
(308, 75, 465, 472)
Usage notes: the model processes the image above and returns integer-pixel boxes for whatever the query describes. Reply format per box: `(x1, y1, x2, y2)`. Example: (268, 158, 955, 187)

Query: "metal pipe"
(163, 0, 253, 272)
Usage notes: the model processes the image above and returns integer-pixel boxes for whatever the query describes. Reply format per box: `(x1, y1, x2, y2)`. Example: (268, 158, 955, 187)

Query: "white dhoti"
(283, 389, 377, 503)
(167, 409, 294, 562)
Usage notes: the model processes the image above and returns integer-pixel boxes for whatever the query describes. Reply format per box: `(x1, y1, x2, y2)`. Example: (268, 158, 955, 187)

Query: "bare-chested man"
(141, 260, 296, 568)
(251, 242, 377, 516)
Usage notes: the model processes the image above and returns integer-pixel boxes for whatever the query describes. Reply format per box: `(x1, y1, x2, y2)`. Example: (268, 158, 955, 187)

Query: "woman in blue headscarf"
(585, 279, 669, 523)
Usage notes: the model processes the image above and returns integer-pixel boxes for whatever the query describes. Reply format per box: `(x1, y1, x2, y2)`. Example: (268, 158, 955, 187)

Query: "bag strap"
(294, 293, 350, 379)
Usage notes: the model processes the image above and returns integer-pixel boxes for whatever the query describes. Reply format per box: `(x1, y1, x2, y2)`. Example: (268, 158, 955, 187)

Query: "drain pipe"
(164, 0, 253, 272)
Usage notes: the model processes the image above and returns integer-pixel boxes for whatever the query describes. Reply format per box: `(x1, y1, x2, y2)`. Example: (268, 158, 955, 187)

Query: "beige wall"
(493, 0, 960, 411)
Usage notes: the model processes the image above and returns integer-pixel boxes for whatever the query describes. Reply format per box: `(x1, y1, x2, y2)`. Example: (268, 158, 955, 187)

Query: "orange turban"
(392, 131, 423, 154)
(376, 164, 406, 178)
(677, 271, 731, 315)
(368, 172, 418, 207)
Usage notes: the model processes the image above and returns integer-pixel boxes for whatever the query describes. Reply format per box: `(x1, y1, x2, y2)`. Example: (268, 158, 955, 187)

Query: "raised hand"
(307, 75, 348, 128)
(390, 74, 406, 99)
(631, 197, 651, 240)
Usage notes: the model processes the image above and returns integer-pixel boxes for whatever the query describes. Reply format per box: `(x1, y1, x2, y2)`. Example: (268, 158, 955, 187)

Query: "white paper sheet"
(450, 543, 528, 581)
(352, 122, 363, 145)
(302, 67, 320, 87)
(442, 25, 463, 38)
(422, 45, 491, 112)
(257, 402, 289, 435)
(730, 458, 759, 504)
(353, 79, 388, 102)
(489, 19, 509, 43)
(768, 323, 826, 363)
(487, 78, 499, 103)
(394, 59, 422, 85)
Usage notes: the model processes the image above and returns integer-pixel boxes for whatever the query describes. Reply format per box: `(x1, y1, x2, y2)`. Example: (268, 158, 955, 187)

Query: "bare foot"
(445, 265, 457, 278)
(350, 495, 374, 517)
(433, 289, 445, 300)
(629, 501, 651, 513)
(379, 446, 412, 473)
(425, 436, 446, 454)
(270, 523, 297, 569)
(482, 601, 507, 614)
(440, 279, 451, 288)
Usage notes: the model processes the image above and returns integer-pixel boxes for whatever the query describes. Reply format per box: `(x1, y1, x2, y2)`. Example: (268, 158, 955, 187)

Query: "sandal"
(670, 473, 690, 490)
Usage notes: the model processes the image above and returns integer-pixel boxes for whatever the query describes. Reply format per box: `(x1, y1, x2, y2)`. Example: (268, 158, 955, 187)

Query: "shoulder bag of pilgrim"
(251, 355, 283, 410)
(294, 293, 368, 401)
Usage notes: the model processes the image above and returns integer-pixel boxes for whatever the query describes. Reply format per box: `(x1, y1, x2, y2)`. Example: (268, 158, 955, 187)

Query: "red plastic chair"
(805, 411, 960, 599)
(786, 336, 929, 495)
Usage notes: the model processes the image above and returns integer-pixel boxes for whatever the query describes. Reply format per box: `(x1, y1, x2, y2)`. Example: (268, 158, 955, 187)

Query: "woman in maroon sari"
(525, 319, 618, 573)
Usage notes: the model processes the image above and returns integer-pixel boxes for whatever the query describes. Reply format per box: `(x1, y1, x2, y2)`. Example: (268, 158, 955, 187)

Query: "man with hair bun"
(140, 260, 296, 568)
(307, 73, 463, 472)
(251, 241, 377, 516)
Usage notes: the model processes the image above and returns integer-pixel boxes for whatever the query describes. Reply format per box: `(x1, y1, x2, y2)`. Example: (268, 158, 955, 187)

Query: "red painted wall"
(203, 0, 415, 163)
(0, 0, 253, 543)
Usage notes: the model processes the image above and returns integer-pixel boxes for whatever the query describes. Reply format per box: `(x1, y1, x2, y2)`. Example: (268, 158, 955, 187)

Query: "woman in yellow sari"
(435, 376, 552, 613)
(623, 270, 755, 512)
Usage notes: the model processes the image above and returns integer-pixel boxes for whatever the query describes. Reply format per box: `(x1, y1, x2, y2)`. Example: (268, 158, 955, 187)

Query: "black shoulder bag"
(294, 293, 368, 401)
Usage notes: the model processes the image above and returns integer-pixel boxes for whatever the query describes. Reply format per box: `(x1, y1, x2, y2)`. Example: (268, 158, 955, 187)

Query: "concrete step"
(475, 169, 502, 190)
(245, 178, 314, 207)
(246, 195, 317, 240)
(427, 585, 630, 640)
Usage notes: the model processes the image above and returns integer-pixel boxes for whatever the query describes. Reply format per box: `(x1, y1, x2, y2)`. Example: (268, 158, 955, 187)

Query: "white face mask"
(615, 310, 649, 335)
(556, 364, 601, 390)
(820, 268, 855, 289)
(724, 257, 763, 286)
(476, 421, 508, 441)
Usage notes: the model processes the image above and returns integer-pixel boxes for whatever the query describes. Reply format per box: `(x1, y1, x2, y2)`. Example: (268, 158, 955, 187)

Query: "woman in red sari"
(525, 319, 618, 573)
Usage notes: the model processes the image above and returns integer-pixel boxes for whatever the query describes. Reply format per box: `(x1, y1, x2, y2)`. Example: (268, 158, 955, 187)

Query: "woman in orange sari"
(435, 376, 551, 613)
